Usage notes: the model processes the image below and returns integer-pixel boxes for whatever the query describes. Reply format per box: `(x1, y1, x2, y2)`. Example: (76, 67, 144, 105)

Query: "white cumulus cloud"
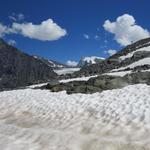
(94, 35, 100, 40)
(66, 60, 78, 67)
(12, 19, 67, 41)
(0, 23, 11, 37)
(83, 34, 90, 39)
(8, 39, 16, 46)
(105, 49, 117, 56)
(103, 14, 150, 46)
(9, 13, 25, 22)
(17, 13, 25, 21)
(0, 19, 67, 41)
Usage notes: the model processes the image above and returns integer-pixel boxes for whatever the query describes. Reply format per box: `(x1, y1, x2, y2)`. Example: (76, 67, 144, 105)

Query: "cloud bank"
(66, 60, 78, 67)
(103, 14, 150, 46)
(8, 39, 16, 46)
(12, 19, 67, 41)
(0, 23, 12, 37)
(9, 13, 25, 22)
(106, 49, 117, 56)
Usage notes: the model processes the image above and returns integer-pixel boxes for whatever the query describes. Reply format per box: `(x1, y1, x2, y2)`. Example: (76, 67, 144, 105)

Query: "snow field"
(0, 84, 150, 149)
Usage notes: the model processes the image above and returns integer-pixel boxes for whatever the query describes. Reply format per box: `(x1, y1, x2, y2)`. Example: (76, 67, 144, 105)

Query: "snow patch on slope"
(119, 45, 150, 61)
(112, 57, 150, 71)
(60, 75, 98, 83)
(82, 56, 105, 64)
(104, 70, 132, 77)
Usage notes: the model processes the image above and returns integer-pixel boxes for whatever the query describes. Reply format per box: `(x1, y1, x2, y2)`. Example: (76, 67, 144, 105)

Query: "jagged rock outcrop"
(0, 39, 57, 90)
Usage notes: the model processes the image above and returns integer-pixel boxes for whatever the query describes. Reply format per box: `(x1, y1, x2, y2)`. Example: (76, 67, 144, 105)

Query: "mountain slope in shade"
(34, 56, 68, 69)
(0, 39, 57, 90)
(78, 56, 105, 67)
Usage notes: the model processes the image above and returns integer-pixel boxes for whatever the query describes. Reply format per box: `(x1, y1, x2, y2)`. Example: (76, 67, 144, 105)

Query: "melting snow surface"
(60, 75, 98, 83)
(0, 84, 150, 149)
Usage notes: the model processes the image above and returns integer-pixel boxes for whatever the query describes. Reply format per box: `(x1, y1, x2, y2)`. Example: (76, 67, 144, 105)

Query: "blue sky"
(0, 0, 150, 64)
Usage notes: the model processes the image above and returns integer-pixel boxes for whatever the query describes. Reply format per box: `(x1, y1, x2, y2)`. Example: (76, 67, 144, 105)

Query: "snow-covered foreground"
(0, 84, 150, 149)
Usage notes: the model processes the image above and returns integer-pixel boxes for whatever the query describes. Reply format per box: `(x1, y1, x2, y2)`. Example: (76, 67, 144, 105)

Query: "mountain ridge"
(33, 55, 68, 69)
(0, 38, 57, 90)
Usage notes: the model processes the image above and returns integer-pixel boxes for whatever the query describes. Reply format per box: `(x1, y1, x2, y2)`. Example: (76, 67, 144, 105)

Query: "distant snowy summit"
(34, 55, 105, 69)
(78, 56, 105, 67)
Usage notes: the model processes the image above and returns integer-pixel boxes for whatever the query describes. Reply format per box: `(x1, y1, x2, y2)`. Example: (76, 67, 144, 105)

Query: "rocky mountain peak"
(78, 56, 105, 67)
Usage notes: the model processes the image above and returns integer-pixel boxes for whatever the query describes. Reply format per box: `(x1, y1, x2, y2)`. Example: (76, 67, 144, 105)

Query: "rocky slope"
(45, 71, 150, 94)
(77, 56, 105, 67)
(74, 37, 150, 77)
(43, 37, 150, 94)
(0, 39, 57, 90)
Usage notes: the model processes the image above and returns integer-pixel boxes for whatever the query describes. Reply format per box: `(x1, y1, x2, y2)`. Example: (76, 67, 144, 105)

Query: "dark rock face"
(0, 39, 57, 90)
(44, 71, 150, 94)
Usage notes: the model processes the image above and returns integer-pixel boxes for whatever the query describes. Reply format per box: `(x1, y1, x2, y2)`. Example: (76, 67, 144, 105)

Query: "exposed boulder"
(43, 71, 150, 94)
